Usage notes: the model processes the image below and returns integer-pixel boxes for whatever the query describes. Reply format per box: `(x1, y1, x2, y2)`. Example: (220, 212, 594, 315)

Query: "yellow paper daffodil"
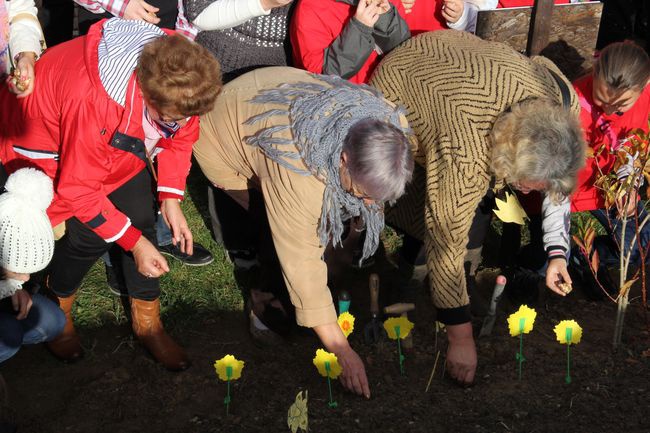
(383, 316, 414, 340)
(337, 312, 355, 338)
(287, 391, 308, 433)
(494, 191, 528, 225)
(214, 354, 245, 381)
(554, 320, 583, 345)
(507, 305, 537, 337)
(313, 349, 342, 379)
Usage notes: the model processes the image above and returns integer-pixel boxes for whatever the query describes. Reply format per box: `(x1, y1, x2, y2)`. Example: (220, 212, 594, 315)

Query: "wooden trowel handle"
(369, 273, 380, 316)
(384, 303, 415, 315)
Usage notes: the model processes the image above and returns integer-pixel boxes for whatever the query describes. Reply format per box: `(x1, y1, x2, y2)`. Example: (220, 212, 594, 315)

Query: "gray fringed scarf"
(244, 74, 409, 261)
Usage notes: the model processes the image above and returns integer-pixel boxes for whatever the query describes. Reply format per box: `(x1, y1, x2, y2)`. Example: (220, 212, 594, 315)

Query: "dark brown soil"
(3, 261, 650, 433)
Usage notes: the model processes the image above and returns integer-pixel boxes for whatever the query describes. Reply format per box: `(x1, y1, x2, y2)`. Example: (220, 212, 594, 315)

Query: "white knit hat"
(0, 168, 55, 274)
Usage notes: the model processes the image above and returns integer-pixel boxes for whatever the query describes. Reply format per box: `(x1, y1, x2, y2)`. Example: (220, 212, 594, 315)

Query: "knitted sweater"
(370, 30, 580, 324)
(184, 0, 290, 75)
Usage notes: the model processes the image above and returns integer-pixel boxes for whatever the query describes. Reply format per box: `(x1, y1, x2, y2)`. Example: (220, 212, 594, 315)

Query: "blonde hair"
(490, 99, 585, 203)
(594, 41, 650, 92)
(137, 34, 222, 117)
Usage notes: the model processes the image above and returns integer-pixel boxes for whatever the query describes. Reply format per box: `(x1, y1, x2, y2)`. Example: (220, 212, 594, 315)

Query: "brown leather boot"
(47, 294, 83, 361)
(130, 297, 190, 371)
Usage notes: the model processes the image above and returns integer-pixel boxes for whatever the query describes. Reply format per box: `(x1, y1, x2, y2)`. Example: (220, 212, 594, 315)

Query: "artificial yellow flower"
(554, 320, 583, 345)
(383, 316, 414, 340)
(493, 191, 528, 225)
(214, 354, 245, 381)
(287, 390, 308, 433)
(507, 305, 537, 336)
(337, 312, 355, 338)
(313, 349, 342, 379)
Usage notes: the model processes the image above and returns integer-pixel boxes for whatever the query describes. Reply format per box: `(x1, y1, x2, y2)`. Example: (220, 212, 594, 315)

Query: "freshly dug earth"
(3, 262, 650, 433)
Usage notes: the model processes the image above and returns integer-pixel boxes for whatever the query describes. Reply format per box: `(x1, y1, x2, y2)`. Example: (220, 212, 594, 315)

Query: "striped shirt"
(97, 18, 164, 106)
(73, 0, 198, 40)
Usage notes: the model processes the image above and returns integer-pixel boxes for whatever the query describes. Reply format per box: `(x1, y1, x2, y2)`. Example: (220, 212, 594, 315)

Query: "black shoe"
(158, 242, 214, 266)
(227, 248, 259, 270)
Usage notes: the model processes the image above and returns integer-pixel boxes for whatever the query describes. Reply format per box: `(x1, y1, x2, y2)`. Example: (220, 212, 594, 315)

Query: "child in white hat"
(0, 167, 64, 363)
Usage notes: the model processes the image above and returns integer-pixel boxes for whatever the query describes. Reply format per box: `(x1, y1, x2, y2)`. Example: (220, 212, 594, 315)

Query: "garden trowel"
(363, 273, 383, 344)
(478, 275, 507, 338)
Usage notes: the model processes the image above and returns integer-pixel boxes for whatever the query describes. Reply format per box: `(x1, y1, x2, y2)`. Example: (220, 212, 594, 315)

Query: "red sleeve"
(56, 100, 142, 251)
(156, 115, 199, 201)
(290, 0, 347, 74)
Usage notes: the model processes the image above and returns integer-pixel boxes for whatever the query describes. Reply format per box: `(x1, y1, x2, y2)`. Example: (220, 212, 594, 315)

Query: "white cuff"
(192, 0, 270, 32)
(0, 279, 24, 300)
(9, 19, 43, 65)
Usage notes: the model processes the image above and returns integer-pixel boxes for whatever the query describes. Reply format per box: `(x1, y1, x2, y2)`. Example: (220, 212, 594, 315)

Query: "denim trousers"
(156, 214, 172, 247)
(0, 293, 66, 363)
(591, 201, 650, 268)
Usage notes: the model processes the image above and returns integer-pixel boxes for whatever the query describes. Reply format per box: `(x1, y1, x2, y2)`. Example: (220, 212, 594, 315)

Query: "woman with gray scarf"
(194, 66, 414, 398)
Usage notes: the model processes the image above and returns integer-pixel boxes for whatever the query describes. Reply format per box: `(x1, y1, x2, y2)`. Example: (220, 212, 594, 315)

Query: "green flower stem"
(395, 326, 405, 375)
(325, 362, 337, 408)
(225, 366, 232, 415)
(516, 318, 526, 380)
(566, 327, 573, 384)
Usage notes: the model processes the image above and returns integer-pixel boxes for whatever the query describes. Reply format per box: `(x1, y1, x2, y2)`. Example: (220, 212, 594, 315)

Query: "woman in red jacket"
(0, 18, 222, 370)
(290, 0, 410, 84)
(567, 40, 650, 295)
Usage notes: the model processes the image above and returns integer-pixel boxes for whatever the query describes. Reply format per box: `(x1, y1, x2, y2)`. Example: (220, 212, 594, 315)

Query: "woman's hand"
(260, 0, 293, 11)
(355, 0, 384, 28)
(545, 257, 571, 296)
(616, 189, 638, 218)
(7, 52, 36, 98)
(314, 321, 371, 398)
(160, 198, 193, 255)
(445, 322, 477, 385)
(441, 0, 464, 24)
(11, 289, 33, 320)
(124, 0, 161, 23)
(132, 236, 170, 278)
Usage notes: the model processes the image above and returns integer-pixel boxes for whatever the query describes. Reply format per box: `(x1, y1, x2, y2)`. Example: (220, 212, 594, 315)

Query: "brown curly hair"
(137, 34, 222, 117)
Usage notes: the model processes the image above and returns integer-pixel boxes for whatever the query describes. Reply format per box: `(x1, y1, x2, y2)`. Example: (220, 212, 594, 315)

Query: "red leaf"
(590, 250, 600, 273)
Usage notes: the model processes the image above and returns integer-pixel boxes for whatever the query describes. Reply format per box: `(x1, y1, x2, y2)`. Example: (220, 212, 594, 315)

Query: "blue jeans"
(591, 202, 650, 267)
(156, 213, 172, 247)
(0, 293, 66, 363)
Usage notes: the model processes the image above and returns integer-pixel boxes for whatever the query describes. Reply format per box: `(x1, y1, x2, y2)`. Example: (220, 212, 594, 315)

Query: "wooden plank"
(526, 0, 555, 56)
(475, 2, 604, 80)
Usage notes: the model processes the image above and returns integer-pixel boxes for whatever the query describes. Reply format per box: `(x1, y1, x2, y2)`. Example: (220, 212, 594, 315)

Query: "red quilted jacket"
(0, 20, 198, 250)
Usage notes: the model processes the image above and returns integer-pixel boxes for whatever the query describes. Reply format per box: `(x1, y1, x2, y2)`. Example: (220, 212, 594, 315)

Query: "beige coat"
(194, 67, 345, 328)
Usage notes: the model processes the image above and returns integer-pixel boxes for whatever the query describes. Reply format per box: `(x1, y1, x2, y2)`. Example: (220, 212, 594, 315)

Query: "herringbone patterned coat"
(370, 30, 580, 321)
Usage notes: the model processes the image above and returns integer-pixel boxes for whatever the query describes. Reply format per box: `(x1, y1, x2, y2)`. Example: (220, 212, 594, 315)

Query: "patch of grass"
(380, 225, 403, 256)
(73, 169, 243, 330)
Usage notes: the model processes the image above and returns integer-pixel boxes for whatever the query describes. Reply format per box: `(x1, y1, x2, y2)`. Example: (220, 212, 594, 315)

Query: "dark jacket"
(290, 0, 409, 84)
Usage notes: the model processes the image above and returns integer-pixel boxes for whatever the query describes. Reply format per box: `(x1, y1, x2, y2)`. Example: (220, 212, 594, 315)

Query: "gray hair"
(343, 119, 414, 202)
(491, 99, 585, 203)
